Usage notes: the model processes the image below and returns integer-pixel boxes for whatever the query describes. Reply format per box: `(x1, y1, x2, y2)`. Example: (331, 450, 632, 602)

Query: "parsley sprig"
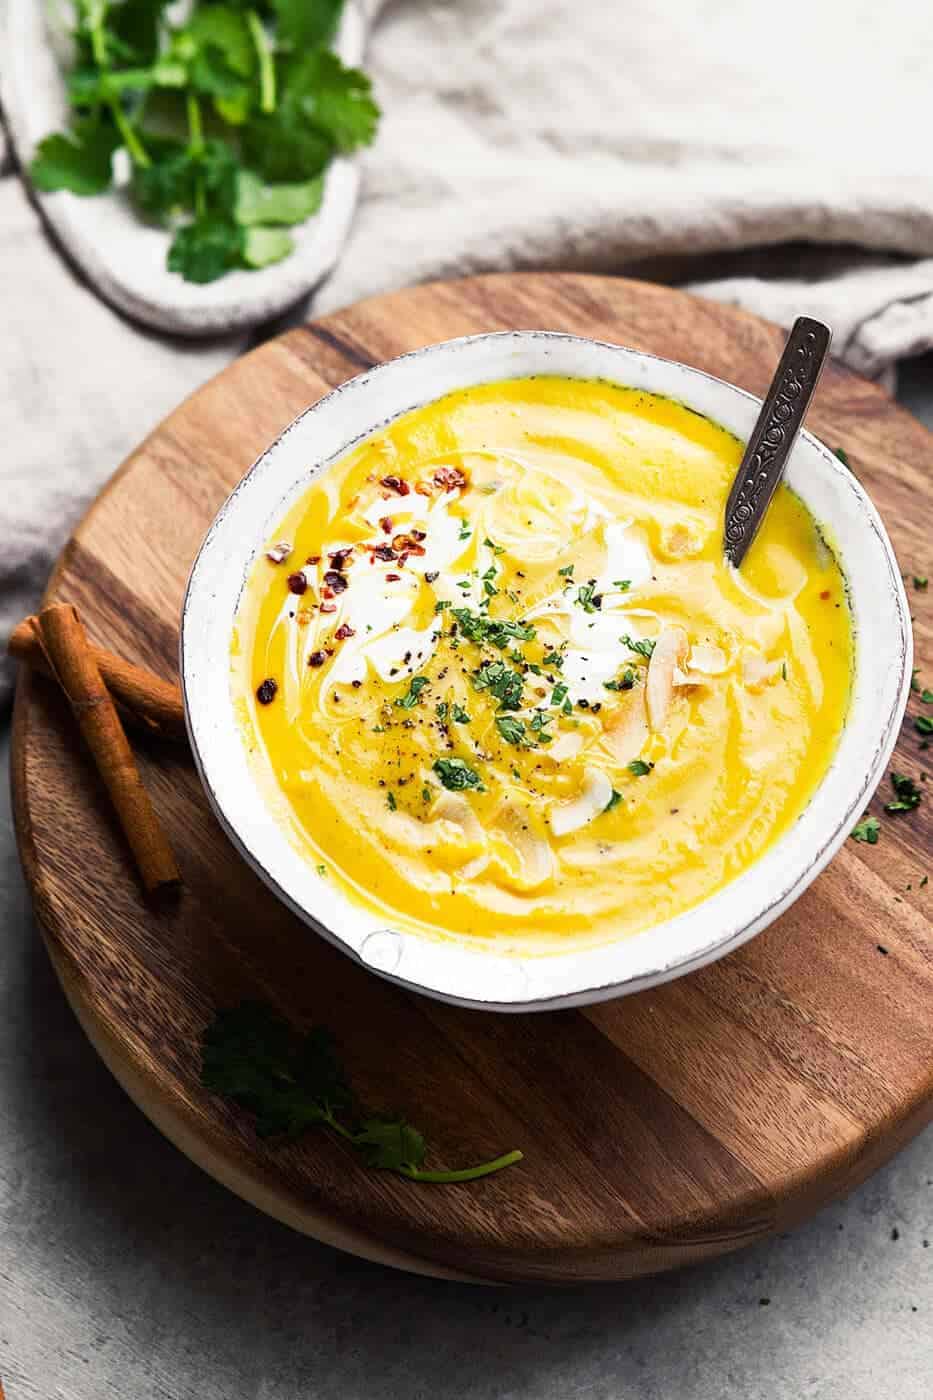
(30, 0, 380, 284)
(201, 1003, 522, 1182)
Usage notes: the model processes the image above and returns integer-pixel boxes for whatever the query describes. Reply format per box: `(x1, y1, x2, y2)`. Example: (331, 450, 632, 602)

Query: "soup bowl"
(180, 331, 911, 1011)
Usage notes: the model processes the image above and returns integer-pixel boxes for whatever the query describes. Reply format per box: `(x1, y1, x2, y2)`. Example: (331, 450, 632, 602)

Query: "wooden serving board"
(12, 274, 933, 1285)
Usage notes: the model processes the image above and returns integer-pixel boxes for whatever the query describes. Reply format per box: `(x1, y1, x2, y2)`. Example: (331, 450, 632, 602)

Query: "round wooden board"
(12, 274, 933, 1285)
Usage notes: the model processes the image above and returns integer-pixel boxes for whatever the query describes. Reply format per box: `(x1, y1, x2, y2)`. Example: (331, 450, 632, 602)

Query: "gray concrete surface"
(1, 362, 931, 1400)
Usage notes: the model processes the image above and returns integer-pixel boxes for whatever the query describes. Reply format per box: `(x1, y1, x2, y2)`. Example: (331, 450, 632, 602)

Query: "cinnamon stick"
(36, 604, 181, 895)
(9, 615, 186, 741)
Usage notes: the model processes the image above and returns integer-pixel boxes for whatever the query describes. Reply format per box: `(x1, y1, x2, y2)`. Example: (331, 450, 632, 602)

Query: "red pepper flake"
(319, 602, 337, 614)
(380, 475, 410, 496)
(265, 540, 292, 564)
(308, 651, 327, 667)
(820, 589, 831, 600)
(414, 480, 433, 497)
(287, 571, 308, 595)
(425, 570, 439, 583)
(372, 544, 396, 562)
(392, 533, 426, 556)
(379, 516, 394, 535)
(334, 623, 355, 641)
(328, 546, 354, 570)
(296, 613, 311, 627)
(323, 570, 349, 593)
(385, 573, 401, 582)
(256, 678, 278, 704)
(434, 464, 469, 491)
(411, 528, 427, 542)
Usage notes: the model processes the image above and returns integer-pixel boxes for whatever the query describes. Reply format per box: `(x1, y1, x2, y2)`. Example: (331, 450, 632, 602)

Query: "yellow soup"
(233, 377, 853, 953)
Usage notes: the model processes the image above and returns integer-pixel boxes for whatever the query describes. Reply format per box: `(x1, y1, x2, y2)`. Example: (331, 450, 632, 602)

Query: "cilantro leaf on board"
(30, 119, 120, 195)
(885, 772, 922, 813)
(851, 815, 880, 844)
(200, 1001, 523, 1182)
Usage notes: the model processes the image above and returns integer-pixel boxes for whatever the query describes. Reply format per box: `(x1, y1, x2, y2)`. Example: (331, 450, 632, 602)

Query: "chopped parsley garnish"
(913, 576, 928, 591)
(451, 607, 536, 650)
(395, 675, 429, 709)
(435, 701, 448, 722)
(433, 757, 483, 791)
(606, 789, 623, 812)
(484, 537, 505, 555)
(472, 659, 524, 711)
(922, 690, 933, 704)
(561, 696, 573, 715)
(558, 563, 574, 578)
(542, 649, 564, 670)
(851, 815, 880, 844)
(885, 772, 922, 812)
(915, 716, 933, 737)
(386, 790, 397, 811)
(612, 580, 631, 591)
(495, 716, 527, 747)
(434, 599, 451, 613)
(621, 634, 656, 660)
(604, 668, 636, 692)
(452, 704, 471, 723)
(458, 520, 471, 541)
(628, 759, 654, 776)
(574, 581, 601, 613)
(551, 682, 569, 706)
(201, 1002, 521, 1182)
(421, 787, 432, 803)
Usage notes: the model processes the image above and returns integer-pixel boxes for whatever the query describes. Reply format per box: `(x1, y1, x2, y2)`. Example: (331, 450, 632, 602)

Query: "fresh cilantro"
(167, 215, 244, 283)
(915, 716, 933, 737)
(851, 815, 880, 844)
(612, 580, 631, 591)
(452, 704, 471, 724)
(472, 659, 524, 711)
(386, 790, 397, 811)
(28, 2, 380, 284)
(30, 119, 121, 195)
(458, 520, 472, 542)
(434, 599, 450, 613)
(621, 633, 656, 660)
(421, 786, 432, 803)
(495, 715, 527, 747)
(558, 564, 574, 578)
(542, 649, 564, 669)
(835, 447, 851, 468)
(483, 537, 505, 555)
(913, 576, 928, 591)
(433, 757, 483, 791)
(395, 675, 429, 709)
(606, 789, 623, 812)
(551, 682, 568, 706)
(628, 759, 654, 776)
(201, 1002, 521, 1182)
(236, 169, 323, 225)
(561, 696, 573, 715)
(316, 863, 326, 876)
(435, 701, 448, 722)
(922, 690, 933, 705)
(885, 772, 922, 812)
(575, 581, 601, 613)
(912, 668, 922, 693)
(604, 668, 636, 692)
(451, 608, 535, 650)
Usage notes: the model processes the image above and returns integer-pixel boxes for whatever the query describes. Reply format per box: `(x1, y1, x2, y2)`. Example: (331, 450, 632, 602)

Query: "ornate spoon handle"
(723, 316, 832, 569)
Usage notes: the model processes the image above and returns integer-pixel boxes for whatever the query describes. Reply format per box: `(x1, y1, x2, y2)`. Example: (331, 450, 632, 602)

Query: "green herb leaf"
(628, 759, 654, 776)
(604, 667, 636, 692)
(272, 0, 346, 51)
(167, 215, 245, 283)
(495, 715, 527, 747)
(851, 815, 880, 844)
(451, 608, 535, 651)
(30, 119, 120, 195)
(915, 716, 933, 737)
(606, 789, 623, 812)
(922, 690, 933, 705)
(433, 757, 483, 791)
(452, 704, 470, 724)
(574, 581, 601, 614)
(471, 659, 524, 711)
(236, 169, 323, 224)
(354, 1117, 426, 1172)
(286, 49, 380, 152)
(913, 576, 928, 591)
(885, 771, 922, 811)
(621, 633, 656, 660)
(395, 675, 429, 709)
(558, 564, 574, 578)
(386, 790, 397, 811)
(242, 224, 294, 267)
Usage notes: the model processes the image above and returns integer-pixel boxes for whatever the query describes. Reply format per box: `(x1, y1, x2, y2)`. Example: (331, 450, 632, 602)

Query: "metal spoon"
(723, 316, 832, 569)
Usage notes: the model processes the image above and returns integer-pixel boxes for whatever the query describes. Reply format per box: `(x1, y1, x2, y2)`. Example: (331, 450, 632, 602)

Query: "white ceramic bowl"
(181, 332, 912, 1011)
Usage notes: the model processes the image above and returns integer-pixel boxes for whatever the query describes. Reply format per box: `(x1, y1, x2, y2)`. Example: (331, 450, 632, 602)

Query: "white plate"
(0, 0, 368, 335)
(181, 332, 912, 1010)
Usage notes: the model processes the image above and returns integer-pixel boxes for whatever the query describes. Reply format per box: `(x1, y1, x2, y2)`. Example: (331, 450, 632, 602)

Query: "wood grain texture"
(11, 273, 933, 1284)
